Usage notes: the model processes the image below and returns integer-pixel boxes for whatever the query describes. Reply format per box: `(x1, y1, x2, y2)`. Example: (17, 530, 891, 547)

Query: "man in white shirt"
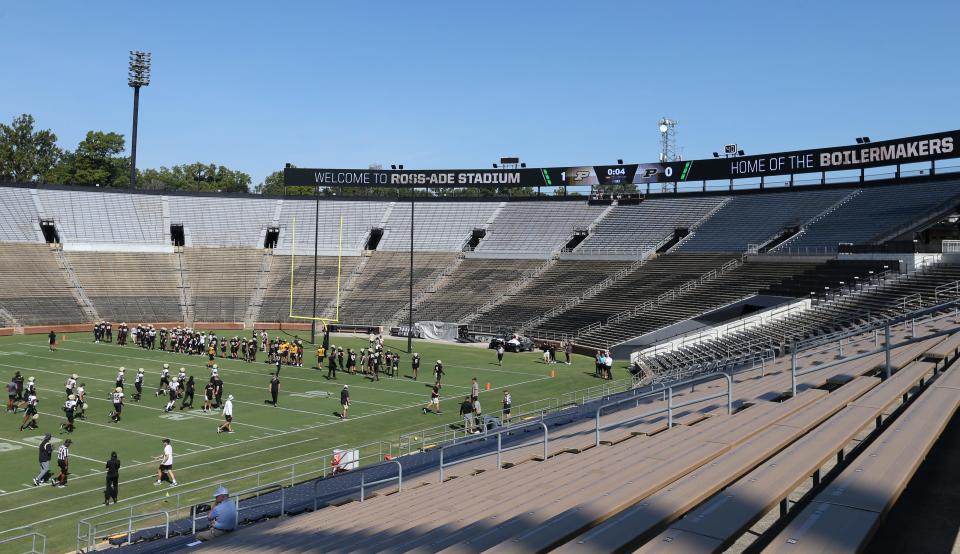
(217, 395, 234, 433)
(154, 438, 178, 486)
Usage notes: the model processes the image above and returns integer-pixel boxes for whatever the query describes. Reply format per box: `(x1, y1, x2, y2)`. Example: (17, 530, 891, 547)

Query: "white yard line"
(0, 437, 103, 464)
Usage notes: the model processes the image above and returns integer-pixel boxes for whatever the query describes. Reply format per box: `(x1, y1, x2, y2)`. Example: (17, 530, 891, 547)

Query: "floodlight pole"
(408, 191, 414, 353)
(129, 86, 140, 190)
(311, 182, 320, 343)
(127, 51, 151, 190)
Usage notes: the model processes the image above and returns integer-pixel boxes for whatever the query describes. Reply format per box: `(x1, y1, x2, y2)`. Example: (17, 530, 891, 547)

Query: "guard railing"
(595, 371, 733, 447)
(439, 420, 549, 482)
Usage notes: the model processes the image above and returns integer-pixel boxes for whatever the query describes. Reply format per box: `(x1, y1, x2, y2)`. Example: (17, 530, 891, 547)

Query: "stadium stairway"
(102, 316, 958, 553)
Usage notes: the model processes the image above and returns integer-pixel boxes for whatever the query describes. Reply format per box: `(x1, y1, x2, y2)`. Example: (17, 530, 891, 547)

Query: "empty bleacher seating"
(169, 196, 276, 248)
(36, 189, 167, 244)
(578, 196, 727, 252)
(475, 202, 607, 254)
(274, 199, 386, 254)
(258, 255, 360, 323)
(337, 251, 459, 325)
(778, 180, 960, 252)
(177, 315, 960, 553)
(379, 202, 499, 251)
(411, 258, 547, 323)
(676, 188, 853, 252)
(0, 186, 40, 241)
(181, 247, 262, 322)
(471, 259, 627, 331)
(66, 251, 183, 322)
(0, 243, 85, 324)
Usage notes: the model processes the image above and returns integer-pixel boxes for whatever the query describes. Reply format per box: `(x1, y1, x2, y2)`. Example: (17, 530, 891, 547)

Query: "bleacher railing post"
(497, 433, 502, 469)
(791, 349, 798, 397)
(360, 471, 365, 502)
(667, 387, 674, 428)
(884, 324, 892, 378)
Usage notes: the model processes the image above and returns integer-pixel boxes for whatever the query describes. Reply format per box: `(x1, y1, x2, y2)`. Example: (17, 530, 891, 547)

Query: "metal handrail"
(0, 532, 46, 554)
(790, 311, 960, 397)
(77, 511, 170, 553)
(595, 371, 733, 447)
(311, 460, 402, 510)
(439, 421, 548, 482)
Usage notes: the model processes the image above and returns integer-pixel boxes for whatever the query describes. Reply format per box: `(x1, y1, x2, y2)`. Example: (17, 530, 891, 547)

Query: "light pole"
(128, 51, 151, 190)
(311, 180, 320, 344)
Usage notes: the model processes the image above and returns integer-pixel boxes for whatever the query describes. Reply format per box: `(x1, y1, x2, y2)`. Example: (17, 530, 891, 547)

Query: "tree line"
(0, 113, 578, 197)
(0, 113, 253, 193)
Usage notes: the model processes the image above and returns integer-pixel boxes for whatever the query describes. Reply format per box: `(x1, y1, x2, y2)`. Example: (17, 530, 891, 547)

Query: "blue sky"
(0, 1, 956, 187)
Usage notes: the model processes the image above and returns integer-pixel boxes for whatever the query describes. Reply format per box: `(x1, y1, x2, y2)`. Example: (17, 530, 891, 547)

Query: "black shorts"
(66, 413, 74, 423)
(209, 354, 215, 361)
(26, 406, 36, 416)
(113, 403, 122, 413)
(58, 460, 67, 471)
(224, 415, 233, 422)
(159, 464, 172, 471)
(7, 394, 15, 401)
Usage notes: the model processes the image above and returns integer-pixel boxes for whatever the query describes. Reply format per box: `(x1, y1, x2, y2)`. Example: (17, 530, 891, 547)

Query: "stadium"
(3, 4, 960, 554)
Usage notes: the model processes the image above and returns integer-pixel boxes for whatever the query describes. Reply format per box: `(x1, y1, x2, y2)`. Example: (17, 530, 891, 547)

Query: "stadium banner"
(284, 165, 640, 189)
(284, 130, 959, 188)
(633, 129, 960, 184)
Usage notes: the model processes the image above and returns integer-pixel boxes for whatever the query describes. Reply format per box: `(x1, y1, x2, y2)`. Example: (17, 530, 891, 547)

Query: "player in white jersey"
(74, 384, 86, 419)
(115, 367, 125, 390)
(156, 364, 170, 396)
(65, 374, 77, 396)
(19, 392, 38, 431)
(110, 387, 124, 422)
(164, 380, 180, 412)
(60, 395, 77, 433)
(133, 369, 144, 401)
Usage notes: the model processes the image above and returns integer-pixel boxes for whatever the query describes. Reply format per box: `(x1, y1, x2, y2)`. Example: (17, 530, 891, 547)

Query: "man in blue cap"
(195, 485, 236, 541)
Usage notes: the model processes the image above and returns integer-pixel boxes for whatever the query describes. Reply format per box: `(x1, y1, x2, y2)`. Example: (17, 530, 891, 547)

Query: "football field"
(0, 331, 612, 553)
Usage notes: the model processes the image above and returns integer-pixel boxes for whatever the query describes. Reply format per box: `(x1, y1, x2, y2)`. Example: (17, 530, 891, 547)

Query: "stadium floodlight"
(617, 159, 624, 165)
(713, 152, 720, 158)
(737, 150, 745, 156)
(855, 137, 864, 144)
(659, 123, 669, 133)
(492, 163, 498, 169)
(127, 51, 151, 190)
(398, 164, 404, 170)
(520, 163, 526, 168)
(856, 136, 871, 144)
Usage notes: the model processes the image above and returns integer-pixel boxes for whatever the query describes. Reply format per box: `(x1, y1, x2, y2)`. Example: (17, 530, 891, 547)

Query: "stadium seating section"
(676, 188, 854, 252)
(475, 201, 608, 253)
(145, 310, 960, 554)
(0, 178, 957, 347)
(4, 177, 960, 553)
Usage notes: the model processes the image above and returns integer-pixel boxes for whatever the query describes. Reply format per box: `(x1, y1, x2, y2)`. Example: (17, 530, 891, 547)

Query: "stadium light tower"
(128, 51, 151, 190)
(658, 118, 678, 193)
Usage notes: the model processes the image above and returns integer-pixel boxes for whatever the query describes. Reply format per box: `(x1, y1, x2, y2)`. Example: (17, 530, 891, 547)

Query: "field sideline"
(0, 330, 612, 553)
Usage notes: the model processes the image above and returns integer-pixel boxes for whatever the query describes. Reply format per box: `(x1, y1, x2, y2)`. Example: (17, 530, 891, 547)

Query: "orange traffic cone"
(485, 383, 491, 391)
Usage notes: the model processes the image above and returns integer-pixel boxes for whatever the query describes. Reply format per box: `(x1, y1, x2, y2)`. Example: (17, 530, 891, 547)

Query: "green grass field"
(0, 330, 622, 553)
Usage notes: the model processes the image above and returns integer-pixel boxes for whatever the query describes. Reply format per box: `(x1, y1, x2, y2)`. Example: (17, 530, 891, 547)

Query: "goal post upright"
(287, 214, 344, 340)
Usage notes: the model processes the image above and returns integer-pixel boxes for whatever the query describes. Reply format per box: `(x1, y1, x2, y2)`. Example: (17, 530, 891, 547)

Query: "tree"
(139, 162, 251, 192)
(71, 131, 129, 186)
(0, 114, 62, 183)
